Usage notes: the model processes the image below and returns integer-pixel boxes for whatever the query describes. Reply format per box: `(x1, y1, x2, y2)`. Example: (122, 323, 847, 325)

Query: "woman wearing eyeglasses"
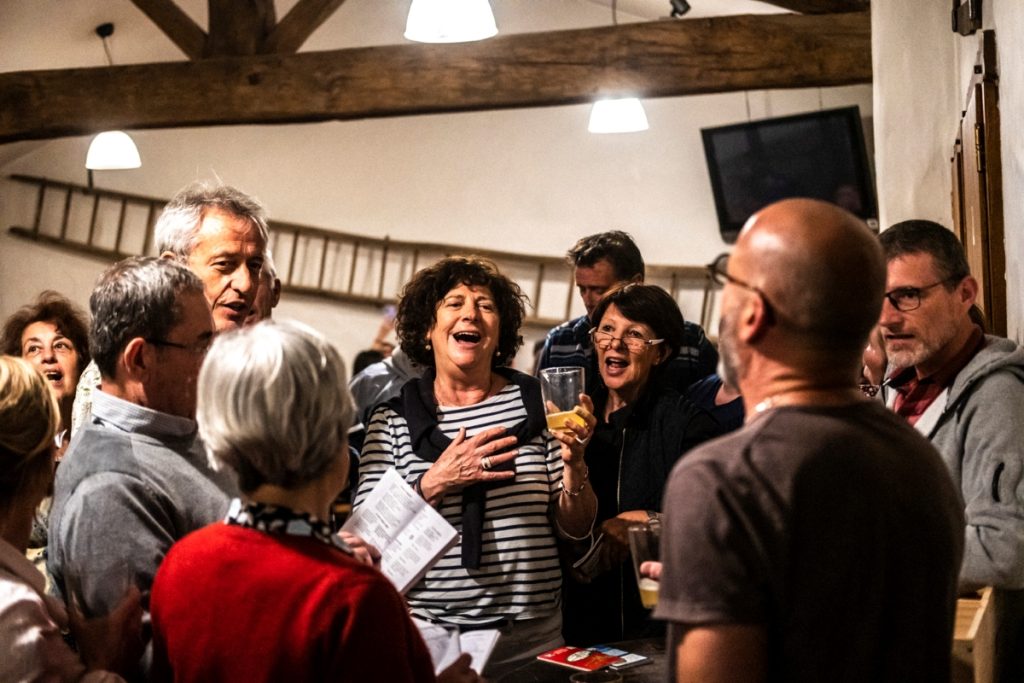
(562, 283, 724, 645)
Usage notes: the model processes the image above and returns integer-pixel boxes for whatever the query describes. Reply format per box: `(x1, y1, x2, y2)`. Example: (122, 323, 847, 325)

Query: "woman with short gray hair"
(149, 320, 479, 682)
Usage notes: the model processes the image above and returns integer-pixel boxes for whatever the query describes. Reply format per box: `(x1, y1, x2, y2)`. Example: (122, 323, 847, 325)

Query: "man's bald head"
(733, 198, 885, 359)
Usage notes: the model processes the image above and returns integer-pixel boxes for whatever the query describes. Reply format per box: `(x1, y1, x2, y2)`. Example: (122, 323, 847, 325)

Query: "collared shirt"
(48, 385, 237, 624)
(224, 499, 352, 554)
(91, 388, 198, 440)
(891, 325, 985, 425)
(70, 359, 101, 438)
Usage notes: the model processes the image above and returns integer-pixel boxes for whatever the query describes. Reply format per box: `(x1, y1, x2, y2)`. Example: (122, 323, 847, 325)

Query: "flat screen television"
(701, 106, 877, 243)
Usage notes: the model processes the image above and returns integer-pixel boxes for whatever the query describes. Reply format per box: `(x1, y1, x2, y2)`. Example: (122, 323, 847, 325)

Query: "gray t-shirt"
(656, 401, 964, 682)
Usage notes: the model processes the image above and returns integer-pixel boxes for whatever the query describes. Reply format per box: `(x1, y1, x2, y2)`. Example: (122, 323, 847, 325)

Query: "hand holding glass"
(539, 367, 586, 433)
(628, 524, 661, 609)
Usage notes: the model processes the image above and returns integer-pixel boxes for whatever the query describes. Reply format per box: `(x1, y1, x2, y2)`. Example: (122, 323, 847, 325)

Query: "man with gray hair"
(156, 182, 269, 332)
(72, 182, 270, 434)
(48, 257, 237, 672)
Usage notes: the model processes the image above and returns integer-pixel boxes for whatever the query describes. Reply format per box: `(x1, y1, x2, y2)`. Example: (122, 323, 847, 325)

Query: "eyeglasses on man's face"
(708, 254, 766, 299)
(707, 253, 787, 329)
(590, 328, 664, 353)
(882, 279, 956, 313)
(146, 336, 213, 356)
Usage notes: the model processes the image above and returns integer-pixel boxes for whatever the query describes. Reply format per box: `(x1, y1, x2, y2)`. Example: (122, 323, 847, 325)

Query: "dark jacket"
(562, 377, 726, 645)
(600, 380, 724, 516)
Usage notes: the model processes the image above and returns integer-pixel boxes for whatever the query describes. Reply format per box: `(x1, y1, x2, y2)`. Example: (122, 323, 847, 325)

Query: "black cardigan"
(590, 377, 724, 518)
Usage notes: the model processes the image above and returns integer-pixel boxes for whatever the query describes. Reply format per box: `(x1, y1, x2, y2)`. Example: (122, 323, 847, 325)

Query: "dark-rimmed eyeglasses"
(708, 253, 781, 324)
(146, 337, 212, 355)
(707, 254, 764, 297)
(589, 328, 664, 353)
(882, 279, 952, 312)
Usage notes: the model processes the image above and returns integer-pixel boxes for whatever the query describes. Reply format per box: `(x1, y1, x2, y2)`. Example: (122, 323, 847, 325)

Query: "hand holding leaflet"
(413, 618, 500, 673)
(342, 468, 458, 593)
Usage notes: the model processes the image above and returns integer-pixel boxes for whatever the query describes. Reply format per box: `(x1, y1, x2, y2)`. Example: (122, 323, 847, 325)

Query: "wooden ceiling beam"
(757, 0, 869, 13)
(206, 0, 276, 56)
(128, 0, 207, 60)
(263, 0, 350, 54)
(0, 12, 871, 144)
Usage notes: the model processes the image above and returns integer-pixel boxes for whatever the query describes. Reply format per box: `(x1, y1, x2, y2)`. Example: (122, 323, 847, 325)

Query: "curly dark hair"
(589, 283, 685, 360)
(397, 256, 526, 368)
(1, 291, 91, 368)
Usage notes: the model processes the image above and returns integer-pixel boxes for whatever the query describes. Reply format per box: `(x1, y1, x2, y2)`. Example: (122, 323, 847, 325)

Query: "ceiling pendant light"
(86, 131, 142, 170)
(404, 0, 498, 43)
(588, 97, 650, 134)
(85, 23, 141, 174)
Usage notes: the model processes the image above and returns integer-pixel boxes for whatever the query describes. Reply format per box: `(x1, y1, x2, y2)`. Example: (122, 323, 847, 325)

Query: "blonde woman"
(0, 356, 141, 681)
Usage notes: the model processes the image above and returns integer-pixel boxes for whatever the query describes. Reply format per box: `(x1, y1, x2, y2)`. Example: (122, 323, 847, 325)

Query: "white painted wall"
(989, 2, 1024, 342)
(0, 1, 873, 370)
(873, 0, 1023, 342)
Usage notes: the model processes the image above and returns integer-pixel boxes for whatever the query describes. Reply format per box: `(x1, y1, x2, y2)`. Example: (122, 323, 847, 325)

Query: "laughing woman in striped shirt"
(354, 256, 597, 679)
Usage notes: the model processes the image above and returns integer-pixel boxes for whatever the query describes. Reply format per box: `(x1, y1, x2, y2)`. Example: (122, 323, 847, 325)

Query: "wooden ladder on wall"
(6, 174, 721, 332)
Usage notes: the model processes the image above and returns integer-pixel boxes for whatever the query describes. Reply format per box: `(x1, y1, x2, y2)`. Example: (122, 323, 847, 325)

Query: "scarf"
(386, 366, 546, 568)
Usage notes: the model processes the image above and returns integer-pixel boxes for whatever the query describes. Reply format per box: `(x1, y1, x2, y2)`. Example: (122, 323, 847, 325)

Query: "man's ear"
(159, 251, 177, 261)
(739, 293, 773, 344)
(959, 275, 979, 308)
(120, 337, 152, 381)
(270, 278, 282, 308)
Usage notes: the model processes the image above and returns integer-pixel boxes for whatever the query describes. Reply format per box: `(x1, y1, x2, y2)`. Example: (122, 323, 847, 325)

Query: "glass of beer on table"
(539, 367, 586, 433)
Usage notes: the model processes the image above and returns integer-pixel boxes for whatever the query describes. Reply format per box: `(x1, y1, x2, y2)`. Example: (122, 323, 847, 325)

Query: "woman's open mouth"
(603, 356, 629, 376)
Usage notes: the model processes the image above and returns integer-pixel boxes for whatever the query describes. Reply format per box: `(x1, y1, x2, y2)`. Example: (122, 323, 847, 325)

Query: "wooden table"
(952, 589, 994, 683)
(495, 638, 667, 682)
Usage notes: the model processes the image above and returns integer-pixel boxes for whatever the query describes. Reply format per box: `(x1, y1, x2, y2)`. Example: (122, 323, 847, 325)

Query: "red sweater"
(150, 523, 436, 682)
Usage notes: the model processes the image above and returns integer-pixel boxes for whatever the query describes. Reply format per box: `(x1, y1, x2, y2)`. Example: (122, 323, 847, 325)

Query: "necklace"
(748, 387, 865, 423)
(752, 395, 781, 415)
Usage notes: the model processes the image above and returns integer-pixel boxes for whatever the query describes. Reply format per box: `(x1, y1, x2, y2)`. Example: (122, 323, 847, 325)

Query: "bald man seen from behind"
(654, 199, 965, 683)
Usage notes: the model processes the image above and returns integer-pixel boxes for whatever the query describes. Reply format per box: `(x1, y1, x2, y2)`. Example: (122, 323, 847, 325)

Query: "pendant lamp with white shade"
(86, 23, 141, 173)
(404, 0, 498, 43)
(588, 97, 650, 134)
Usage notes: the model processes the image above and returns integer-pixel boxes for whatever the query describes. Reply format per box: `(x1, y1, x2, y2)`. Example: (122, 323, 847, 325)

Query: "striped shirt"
(355, 383, 565, 626)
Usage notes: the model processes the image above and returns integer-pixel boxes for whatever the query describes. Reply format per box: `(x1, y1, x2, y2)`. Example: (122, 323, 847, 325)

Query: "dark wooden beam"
(757, 0, 869, 13)
(0, 12, 871, 144)
(128, 0, 207, 60)
(263, 0, 349, 54)
(207, 0, 276, 56)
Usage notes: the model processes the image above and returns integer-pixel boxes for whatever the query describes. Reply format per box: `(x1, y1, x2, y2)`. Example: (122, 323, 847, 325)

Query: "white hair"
(197, 320, 353, 493)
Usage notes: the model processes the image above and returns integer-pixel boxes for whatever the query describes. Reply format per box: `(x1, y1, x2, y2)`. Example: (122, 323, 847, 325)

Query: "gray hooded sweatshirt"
(895, 335, 1024, 590)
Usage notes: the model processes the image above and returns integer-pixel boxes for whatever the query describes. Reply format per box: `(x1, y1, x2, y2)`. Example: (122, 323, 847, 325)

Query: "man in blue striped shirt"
(535, 231, 718, 392)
